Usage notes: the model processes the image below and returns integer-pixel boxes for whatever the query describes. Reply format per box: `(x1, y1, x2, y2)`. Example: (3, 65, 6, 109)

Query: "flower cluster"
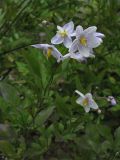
(32, 21, 104, 63)
(31, 21, 116, 113)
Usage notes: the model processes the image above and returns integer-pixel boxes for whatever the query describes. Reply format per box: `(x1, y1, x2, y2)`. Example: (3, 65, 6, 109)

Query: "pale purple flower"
(63, 52, 86, 62)
(31, 44, 63, 63)
(63, 50, 95, 62)
(63, 47, 95, 62)
(75, 90, 99, 113)
(51, 21, 75, 48)
(69, 26, 104, 57)
(107, 96, 116, 106)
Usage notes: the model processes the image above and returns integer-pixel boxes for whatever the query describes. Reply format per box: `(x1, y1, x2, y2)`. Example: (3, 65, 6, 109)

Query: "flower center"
(82, 98, 89, 106)
(80, 36, 87, 46)
(59, 30, 67, 37)
(47, 48, 53, 58)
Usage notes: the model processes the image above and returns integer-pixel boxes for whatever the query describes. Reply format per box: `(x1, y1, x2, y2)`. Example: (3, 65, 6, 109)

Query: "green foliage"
(0, 0, 120, 159)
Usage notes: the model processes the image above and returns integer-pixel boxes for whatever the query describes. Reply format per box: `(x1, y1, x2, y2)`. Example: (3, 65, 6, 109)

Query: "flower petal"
(71, 31, 76, 37)
(76, 25, 83, 38)
(63, 53, 71, 60)
(31, 44, 50, 49)
(90, 48, 94, 54)
(57, 25, 64, 32)
(63, 37, 72, 48)
(76, 97, 84, 105)
(69, 39, 78, 53)
(89, 101, 99, 110)
(89, 54, 95, 58)
(78, 46, 91, 57)
(84, 26, 97, 35)
(85, 93, 93, 99)
(97, 37, 103, 43)
(86, 93, 99, 110)
(95, 32, 105, 38)
(70, 52, 85, 61)
(51, 34, 63, 44)
(87, 35, 102, 48)
(63, 21, 74, 34)
(84, 106, 90, 113)
(75, 90, 85, 98)
(52, 46, 63, 63)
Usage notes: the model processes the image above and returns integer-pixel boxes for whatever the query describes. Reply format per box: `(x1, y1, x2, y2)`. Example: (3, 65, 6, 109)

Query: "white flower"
(63, 52, 86, 62)
(51, 21, 75, 48)
(70, 26, 104, 57)
(31, 44, 63, 63)
(63, 49, 95, 62)
(75, 90, 99, 113)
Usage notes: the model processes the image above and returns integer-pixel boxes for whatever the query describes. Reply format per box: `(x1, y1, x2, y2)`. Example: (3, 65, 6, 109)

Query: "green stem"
(30, 62, 58, 127)
(0, 42, 39, 57)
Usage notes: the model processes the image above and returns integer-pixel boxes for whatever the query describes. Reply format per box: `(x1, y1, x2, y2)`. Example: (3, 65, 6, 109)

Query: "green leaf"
(23, 50, 51, 89)
(16, 61, 29, 76)
(111, 105, 120, 111)
(114, 127, 120, 151)
(0, 82, 20, 106)
(35, 106, 55, 126)
(0, 140, 15, 158)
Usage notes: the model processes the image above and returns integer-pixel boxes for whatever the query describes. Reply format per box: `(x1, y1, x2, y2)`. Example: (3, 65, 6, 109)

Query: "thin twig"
(0, 42, 39, 57)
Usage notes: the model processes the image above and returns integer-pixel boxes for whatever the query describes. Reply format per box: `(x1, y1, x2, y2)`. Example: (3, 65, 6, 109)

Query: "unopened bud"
(97, 109, 101, 114)
(42, 20, 48, 25)
(107, 96, 116, 106)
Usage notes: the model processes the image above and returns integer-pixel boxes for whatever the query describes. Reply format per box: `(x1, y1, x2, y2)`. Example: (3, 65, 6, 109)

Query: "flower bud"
(97, 109, 101, 114)
(42, 20, 48, 25)
(107, 96, 116, 106)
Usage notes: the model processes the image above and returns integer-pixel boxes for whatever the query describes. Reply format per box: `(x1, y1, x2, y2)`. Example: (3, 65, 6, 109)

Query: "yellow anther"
(80, 36, 87, 46)
(47, 48, 53, 58)
(82, 98, 89, 106)
(59, 30, 67, 37)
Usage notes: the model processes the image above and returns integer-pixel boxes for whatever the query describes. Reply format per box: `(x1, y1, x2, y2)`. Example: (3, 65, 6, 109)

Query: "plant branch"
(0, 42, 39, 57)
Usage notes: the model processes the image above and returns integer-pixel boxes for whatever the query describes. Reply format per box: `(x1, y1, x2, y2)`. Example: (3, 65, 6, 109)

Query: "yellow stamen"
(58, 30, 67, 37)
(82, 98, 89, 106)
(47, 48, 53, 58)
(80, 36, 87, 46)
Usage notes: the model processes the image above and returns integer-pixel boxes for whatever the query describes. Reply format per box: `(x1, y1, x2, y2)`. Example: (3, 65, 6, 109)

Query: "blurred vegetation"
(0, 0, 120, 159)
